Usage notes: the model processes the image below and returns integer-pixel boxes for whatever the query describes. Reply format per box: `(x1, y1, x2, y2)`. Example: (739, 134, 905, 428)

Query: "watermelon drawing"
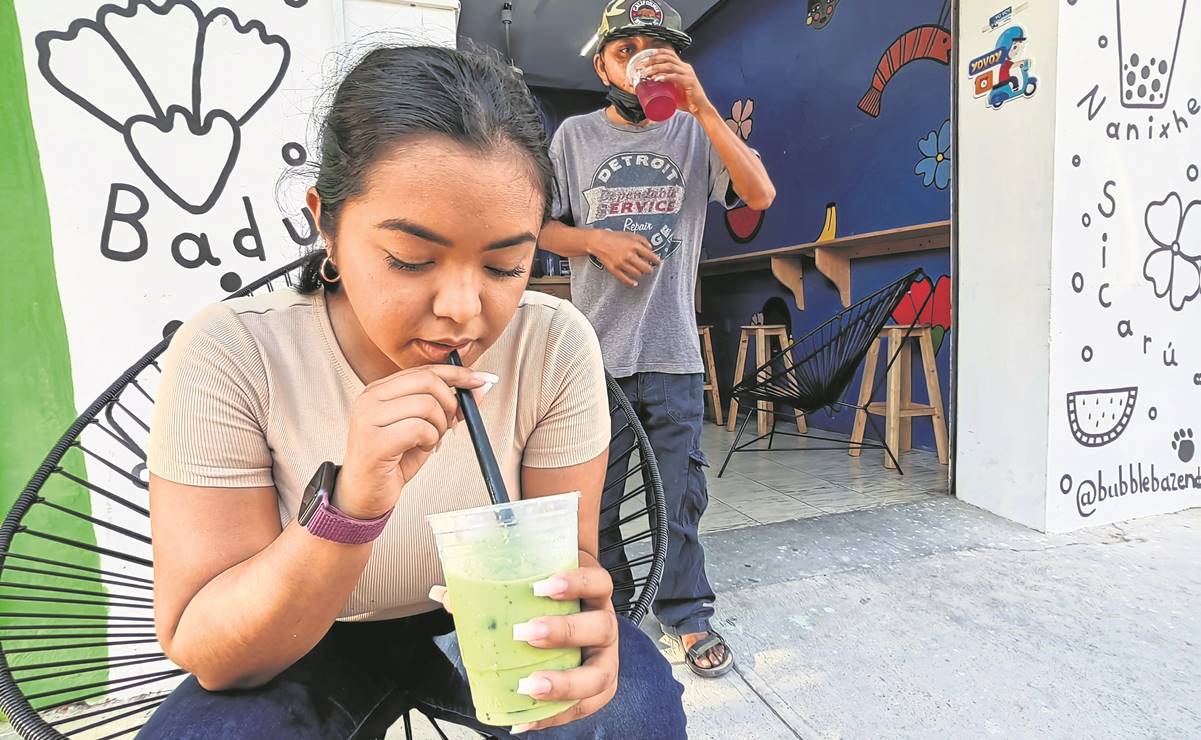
(1065, 387, 1138, 448)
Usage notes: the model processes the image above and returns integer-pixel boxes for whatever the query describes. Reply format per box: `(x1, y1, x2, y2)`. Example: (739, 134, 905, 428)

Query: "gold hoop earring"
(319, 256, 341, 284)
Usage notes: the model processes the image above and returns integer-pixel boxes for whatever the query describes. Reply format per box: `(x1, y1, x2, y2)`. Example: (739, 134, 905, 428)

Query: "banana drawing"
(816, 201, 838, 242)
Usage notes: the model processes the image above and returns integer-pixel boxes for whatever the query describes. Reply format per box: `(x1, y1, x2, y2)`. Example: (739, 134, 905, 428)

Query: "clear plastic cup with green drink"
(427, 492, 582, 727)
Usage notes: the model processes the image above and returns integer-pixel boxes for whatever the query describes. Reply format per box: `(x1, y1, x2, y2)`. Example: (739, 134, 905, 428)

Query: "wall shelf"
(700, 220, 950, 307)
(528, 275, 572, 301)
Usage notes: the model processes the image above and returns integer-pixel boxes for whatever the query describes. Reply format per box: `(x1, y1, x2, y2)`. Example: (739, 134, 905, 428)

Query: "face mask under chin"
(607, 86, 647, 124)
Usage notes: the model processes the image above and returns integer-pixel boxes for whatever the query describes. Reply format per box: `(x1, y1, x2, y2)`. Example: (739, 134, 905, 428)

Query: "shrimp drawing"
(857, 24, 953, 118)
(857, 1, 953, 118)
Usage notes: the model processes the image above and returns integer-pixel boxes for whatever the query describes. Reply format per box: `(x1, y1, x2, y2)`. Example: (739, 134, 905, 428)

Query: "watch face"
(298, 484, 322, 526)
(298, 462, 334, 526)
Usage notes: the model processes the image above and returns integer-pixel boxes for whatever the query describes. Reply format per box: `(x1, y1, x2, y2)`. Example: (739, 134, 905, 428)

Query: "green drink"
(428, 492, 583, 727)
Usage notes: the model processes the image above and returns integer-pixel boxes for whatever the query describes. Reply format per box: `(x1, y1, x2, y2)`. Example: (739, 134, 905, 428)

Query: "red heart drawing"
(892, 275, 951, 352)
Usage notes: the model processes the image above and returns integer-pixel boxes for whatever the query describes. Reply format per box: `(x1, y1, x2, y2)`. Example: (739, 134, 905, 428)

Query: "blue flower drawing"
(915, 119, 951, 190)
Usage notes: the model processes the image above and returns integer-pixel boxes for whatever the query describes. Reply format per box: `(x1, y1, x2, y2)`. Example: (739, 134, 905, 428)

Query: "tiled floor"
(696, 422, 950, 534)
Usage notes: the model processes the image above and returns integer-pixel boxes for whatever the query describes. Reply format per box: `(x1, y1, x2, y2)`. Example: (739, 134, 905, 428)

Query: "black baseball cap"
(589, 0, 693, 55)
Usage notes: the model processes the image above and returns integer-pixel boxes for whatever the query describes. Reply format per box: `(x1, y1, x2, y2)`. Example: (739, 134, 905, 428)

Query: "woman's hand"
(510, 561, 619, 732)
(337, 366, 496, 520)
(429, 556, 620, 733)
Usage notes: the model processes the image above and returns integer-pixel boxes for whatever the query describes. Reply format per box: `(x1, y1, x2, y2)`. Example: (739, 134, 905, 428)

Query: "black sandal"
(678, 631, 735, 678)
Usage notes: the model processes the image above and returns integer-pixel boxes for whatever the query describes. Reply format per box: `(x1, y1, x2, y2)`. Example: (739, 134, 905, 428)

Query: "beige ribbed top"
(148, 287, 609, 621)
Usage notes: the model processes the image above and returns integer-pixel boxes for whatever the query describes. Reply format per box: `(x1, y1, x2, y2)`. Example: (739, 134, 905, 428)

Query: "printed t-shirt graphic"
(583, 151, 686, 269)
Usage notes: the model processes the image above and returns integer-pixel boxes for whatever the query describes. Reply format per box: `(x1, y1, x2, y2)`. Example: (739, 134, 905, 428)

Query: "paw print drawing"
(1172, 428, 1195, 463)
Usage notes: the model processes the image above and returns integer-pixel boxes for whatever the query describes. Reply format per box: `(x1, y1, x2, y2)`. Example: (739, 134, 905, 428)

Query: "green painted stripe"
(1, 0, 107, 716)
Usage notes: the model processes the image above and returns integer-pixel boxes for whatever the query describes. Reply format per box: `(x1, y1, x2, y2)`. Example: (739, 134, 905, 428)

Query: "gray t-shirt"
(549, 110, 738, 377)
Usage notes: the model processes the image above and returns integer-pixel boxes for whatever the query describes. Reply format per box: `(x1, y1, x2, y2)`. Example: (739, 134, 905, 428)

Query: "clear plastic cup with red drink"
(627, 49, 679, 122)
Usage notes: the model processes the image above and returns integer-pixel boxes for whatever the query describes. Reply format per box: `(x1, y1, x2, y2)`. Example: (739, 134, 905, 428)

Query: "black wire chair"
(0, 258, 667, 740)
(717, 269, 931, 478)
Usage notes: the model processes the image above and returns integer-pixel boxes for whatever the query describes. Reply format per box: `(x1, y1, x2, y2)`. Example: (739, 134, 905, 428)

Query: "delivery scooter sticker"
(969, 26, 1038, 109)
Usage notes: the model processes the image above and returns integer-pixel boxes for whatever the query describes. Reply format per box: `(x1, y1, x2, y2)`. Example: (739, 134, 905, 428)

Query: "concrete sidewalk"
(652, 497, 1201, 740)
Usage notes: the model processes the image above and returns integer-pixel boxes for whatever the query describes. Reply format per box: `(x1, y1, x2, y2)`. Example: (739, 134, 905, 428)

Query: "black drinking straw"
(448, 350, 511, 507)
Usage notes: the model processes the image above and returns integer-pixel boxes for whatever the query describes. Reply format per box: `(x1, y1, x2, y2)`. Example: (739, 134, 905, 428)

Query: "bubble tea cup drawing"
(1116, 0, 1188, 109)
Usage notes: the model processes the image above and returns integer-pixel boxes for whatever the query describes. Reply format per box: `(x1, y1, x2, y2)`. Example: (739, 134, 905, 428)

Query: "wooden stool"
(849, 324, 949, 468)
(726, 325, 807, 437)
(698, 325, 724, 426)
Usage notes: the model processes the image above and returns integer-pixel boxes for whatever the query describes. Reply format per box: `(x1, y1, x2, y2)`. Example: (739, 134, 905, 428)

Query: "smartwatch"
(297, 461, 392, 544)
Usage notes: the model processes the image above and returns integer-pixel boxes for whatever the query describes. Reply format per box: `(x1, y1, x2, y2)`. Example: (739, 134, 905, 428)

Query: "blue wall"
(690, 0, 953, 256)
(687, 0, 954, 450)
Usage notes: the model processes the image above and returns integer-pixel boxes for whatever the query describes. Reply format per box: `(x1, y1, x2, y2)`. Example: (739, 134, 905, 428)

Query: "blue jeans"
(136, 611, 684, 739)
(602, 373, 716, 637)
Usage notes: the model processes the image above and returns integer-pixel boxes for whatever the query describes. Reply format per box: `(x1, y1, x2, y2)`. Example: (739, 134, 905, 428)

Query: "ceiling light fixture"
(579, 32, 598, 56)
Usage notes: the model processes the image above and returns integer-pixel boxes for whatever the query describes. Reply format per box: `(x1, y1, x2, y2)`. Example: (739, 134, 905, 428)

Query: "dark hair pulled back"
(297, 45, 552, 293)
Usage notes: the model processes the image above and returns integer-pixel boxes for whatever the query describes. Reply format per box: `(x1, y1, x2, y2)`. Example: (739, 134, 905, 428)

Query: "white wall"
(957, 0, 1201, 531)
(341, 0, 459, 47)
(1045, 0, 1201, 530)
(12, 0, 460, 699)
(955, 0, 1061, 530)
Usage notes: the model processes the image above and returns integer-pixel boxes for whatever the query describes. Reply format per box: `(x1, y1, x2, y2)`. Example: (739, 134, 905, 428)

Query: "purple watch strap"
(305, 496, 392, 545)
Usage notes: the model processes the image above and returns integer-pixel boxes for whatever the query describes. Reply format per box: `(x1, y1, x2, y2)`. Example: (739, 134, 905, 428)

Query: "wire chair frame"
(0, 259, 667, 740)
(717, 269, 933, 477)
(598, 373, 668, 626)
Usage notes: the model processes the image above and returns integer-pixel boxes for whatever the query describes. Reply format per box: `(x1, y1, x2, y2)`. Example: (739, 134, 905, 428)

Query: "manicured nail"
(512, 621, 550, 642)
(511, 723, 534, 734)
(532, 576, 567, 598)
(474, 371, 500, 385)
(516, 676, 552, 697)
(427, 585, 447, 604)
(480, 381, 495, 396)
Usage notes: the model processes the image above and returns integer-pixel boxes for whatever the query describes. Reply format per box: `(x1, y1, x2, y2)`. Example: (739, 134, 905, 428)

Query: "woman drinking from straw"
(141, 45, 685, 740)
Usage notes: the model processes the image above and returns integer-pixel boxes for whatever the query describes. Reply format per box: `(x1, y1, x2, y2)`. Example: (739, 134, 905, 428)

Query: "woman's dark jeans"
(137, 610, 686, 739)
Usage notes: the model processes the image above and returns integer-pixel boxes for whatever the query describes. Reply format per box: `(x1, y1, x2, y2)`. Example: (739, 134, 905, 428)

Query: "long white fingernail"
(427, 585, 447, 603)
(475, 372, 500, 385)
(480, 381, 495, 395)
(513, 621, 549, 642)
(511, 723, 533, 734)
(532, 576, 567, 597)
(516, 676, 551, 697)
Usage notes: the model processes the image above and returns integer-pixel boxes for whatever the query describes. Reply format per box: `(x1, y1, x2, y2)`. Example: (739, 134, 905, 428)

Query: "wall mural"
(27, 0, 322, 313)
(1064, 386, 1139, 448)
(690, 0, 952, 451)
(806, 0, 840, 30)
(36, 1, 291, 216)
(722, 97, 766, 244)
(1047, 0, 1200, 528)
(6, 0, 348, 702)
(692, 0, 952, 257)
(915, 119, 952, 190)
(891, 273, 951, 354)
(857, 1, 952, 118)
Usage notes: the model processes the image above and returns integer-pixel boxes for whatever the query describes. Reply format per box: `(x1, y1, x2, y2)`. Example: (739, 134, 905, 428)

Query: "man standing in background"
(538, 0, 775, 677)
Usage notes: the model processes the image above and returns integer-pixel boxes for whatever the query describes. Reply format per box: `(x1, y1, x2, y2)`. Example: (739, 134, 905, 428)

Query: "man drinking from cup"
(538, 0, 776, 678)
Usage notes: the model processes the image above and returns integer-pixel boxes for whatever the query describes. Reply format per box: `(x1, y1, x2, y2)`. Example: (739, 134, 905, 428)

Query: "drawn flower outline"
(914, 119, 951, 190)
(725, 99, 753, 140)
(1142, 192, 1201, 311)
